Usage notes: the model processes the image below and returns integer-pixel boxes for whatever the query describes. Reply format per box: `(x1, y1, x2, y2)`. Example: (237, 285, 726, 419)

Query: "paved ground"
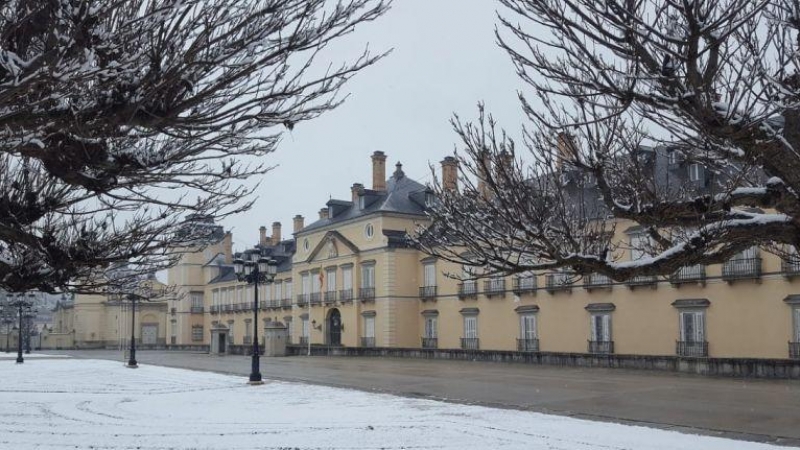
(39, 349, 800, 447)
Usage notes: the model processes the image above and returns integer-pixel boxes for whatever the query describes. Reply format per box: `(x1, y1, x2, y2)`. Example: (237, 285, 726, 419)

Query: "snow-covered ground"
(0, 352, 69, 360)
(0, 359, 791, 450)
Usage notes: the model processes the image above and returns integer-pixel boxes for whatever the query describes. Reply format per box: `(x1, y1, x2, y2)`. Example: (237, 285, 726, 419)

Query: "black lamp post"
(23, 306, 37, 354)
(9, 292, 35, 364)
(119, 280, 155, 369)
(233, 253, 277, 385)
(1, 300, 11, 353)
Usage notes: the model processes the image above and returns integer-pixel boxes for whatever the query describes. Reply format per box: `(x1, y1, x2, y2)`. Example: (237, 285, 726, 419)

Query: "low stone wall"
(166, 344, 210, 352)
(285, 345, 800, 379)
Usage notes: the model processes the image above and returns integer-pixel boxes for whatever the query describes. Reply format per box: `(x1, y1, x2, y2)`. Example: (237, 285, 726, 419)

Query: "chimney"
(477, 151, 491, 199)
(441, 156, 458, 191)
(223, 231, 233, 264)
(259, 226, 267, 246)
(351, 183, 364, 203)
(319, 207, 329, 220)
(371, 151, 387, 191)
(293, 215, 304, 233)
(556, 132, 577, 169)
(271, 221, 281, 245)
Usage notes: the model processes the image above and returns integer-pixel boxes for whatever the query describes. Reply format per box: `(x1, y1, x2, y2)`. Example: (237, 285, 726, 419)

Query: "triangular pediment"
(306, 231, 360, 262)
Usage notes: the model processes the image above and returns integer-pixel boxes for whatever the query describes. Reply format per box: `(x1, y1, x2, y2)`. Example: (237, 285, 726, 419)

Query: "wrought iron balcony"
(669, 265, 706, 285)
(545, 273, 572, 293)
(722, 257, 762, 282)
(223, 304, 233, 313)
(512, 276, 537, 295)
(421, 337, 438, 349)
(190, 306, 204, 314)
(419, 286, 437, 300)
(782, 257, 800, 278)
(676, 340, 708, 357)
(324, 291, 337, 305)
(299, 336, 309, 346)
(339, 289, 353, 303)
(170, 308, 177, 315)
(210, 305, 219, 314)
(457, 282, 478, 299)
(361, 337, 376, 347)
(309, 292, 322, 305)
(587, 340, 614, 354)
(583, 273, 612, 291)
(281, 298, 292, 308)
(627, 275, 657, 288)
(460, 337, 480, 350)
(259, 301, 269, 311)
(483, 279, 506, 297)
(296, 294, 309, 306)
(790, 342, 800, 359)
(359, 287, 375, 302)
(517, 338, 539, 352)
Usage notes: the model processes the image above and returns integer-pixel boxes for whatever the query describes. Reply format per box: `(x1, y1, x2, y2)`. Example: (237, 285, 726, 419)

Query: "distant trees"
(0, 0, 389, 292)
(419, 0, 800, 280)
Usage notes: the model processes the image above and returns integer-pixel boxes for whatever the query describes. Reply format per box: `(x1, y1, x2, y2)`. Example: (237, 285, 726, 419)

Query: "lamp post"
(8, 292, 35, 363)
(233, 253, 277, 385)
(119, 279, 155, 369)
(23, 306, 37, 354)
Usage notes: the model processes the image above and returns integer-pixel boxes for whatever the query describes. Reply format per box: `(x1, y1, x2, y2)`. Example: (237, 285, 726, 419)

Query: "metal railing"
(281, 298, 292, 308)
(339, 289, 353, 303)
(789, 342, 800, 359)
(419, 286, 437, 300)
(721, 257, 762, 281)
(359, 287, 375, 302)
(259, 302, 269, 311)
(583, 273, 611, 290)
(782, 258, 800, 277)
(190, 306, 204, 314)
(223, 304, 233, 313)
(457, 282, 478, 299)
(512, 277, 536, 295)
(361, 337, 375, 347)
(483, 279, 506, 297)
(421, 337, 438, 349)
(545, 273, 572, 293)
(460, 337, 480, 350)
(627, 275, 657, 287)
(517, 338, 539, 352)
(296, 294, 309, 306)
(669, 265, 706, 285)
(309, 292, 322, 305)
(587, 340, 614, 354)
(324, 291, 337, 304)
(210, 305, 219, 314)
(676, 341, 708, 357)
(299, 336, 309, 346)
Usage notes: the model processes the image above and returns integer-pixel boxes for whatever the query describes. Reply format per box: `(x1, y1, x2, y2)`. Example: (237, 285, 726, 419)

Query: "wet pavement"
(38, 349, 800, 446)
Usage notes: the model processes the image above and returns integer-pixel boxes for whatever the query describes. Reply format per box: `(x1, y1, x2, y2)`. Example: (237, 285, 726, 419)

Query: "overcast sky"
(225, 0, 528, 251)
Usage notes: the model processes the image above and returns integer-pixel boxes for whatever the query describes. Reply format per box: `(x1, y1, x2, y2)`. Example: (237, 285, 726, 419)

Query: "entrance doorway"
(327, 309, 342, 346)
(218, 332, 227, 354)
(141, 324, 158, 345)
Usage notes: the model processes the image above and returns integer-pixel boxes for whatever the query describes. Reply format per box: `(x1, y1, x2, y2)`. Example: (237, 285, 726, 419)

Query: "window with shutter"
(326, 269, 336, 292)
(794, 308, 800, 342)
(424, 263, 436, 287)
(342, 267, 353, 290)
(464, 316, 478, 339)
(364, 316, 375, 338)
(361, 265, 375, 288)
(520, 314, 537, 340)
(590, 314, 611, 342)
(425, 317, 437, 338)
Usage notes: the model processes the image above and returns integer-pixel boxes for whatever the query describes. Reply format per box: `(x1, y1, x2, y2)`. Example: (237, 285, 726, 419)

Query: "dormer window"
(425, 191, 435, 207)
(328, 205, 334, 219)
(359, 196, 365, 210)
(669, 150, 683, 166)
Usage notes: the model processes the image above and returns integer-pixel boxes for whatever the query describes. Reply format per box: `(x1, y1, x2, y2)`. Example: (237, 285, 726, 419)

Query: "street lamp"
(233, 252, 277, 385)
(23, 304, 37, 354)
(117, 279, 155, 369)
(8, 292, 35, 363)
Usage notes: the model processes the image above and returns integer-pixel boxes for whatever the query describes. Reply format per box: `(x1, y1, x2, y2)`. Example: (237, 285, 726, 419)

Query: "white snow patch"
(0, 359, 790, 449)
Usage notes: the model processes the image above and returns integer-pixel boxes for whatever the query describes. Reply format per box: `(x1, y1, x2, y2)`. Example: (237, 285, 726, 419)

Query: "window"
(364, 223, 374, 239)
(590, 313, 611, 342)
(237, 286, 244, 304)
(302, 273, 311, 295)
(680, 310, 705, 343)
(462, 266, 477, 291)
(463, 316, 477, 339)
(669, 150, 682, 165)
(516, 272, 536, 290)
(423, 263, 436, 287)
(630, 234, 649, 260)
(301, 318, 309, 338)
(364, 315, 375, 338)
(275, 282, 283, 301)
(284, 280, 293, 299)
(311, 272, 321, 294)
(361, 264, 375, 289)
(262, 283, 271, 302)
(191, 325, 203, 341)
(212, 290, 219, 308)
(286, 319, 293, 343)
(520, 314, 537, 340)
(326, 268, 337, 292)
(424, 316, 437, 339)
(688, 163, 703, 182)
(342, 266, 353, 290)
(190, 293, 203, 309)
(303, 238, 310, 252)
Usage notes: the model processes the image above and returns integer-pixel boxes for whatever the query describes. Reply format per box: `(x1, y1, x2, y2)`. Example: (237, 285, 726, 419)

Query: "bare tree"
(418, 0, 800, 281)
(0, 0, 390, 293)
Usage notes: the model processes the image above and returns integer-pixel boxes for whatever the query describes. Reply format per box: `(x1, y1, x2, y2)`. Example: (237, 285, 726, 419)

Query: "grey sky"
(226, 0, 527, 251)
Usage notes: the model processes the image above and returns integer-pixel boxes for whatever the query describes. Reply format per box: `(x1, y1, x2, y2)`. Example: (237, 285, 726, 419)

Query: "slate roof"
(299, 163, 430, 234)
(208, 239, 296, 285)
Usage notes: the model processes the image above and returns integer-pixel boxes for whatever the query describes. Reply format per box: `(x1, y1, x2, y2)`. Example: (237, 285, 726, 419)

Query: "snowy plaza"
(0, 356, 793, 450)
